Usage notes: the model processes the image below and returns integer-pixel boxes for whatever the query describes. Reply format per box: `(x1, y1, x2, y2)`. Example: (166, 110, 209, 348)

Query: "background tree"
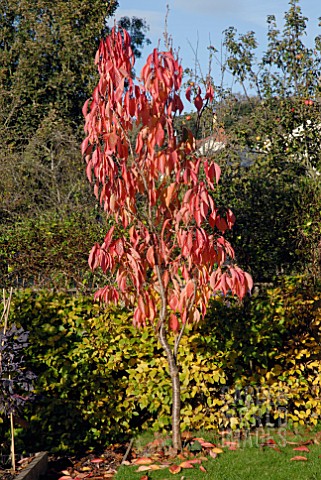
(83, 27, 252, 451)
(0, 1, 149, 144)
(0, 1, 151, 288)
(186, 0, 321, 282)
(1, 0, 116, 145)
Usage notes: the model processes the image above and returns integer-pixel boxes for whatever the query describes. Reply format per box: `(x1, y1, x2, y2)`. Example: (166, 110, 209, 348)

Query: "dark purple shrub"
(0, 325, 36, 416)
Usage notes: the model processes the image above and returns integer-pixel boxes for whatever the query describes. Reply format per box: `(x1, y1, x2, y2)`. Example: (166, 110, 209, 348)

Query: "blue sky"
(111, 0, 320, 92)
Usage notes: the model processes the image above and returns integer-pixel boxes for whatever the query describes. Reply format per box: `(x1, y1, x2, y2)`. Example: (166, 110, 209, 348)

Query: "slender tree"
(83, 27, 252, 451)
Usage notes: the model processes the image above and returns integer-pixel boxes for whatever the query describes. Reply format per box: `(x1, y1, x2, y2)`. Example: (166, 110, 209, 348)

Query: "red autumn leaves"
(185, 83, 214, 112)
(126, 436, 224, 476)
(83, 26, 252, 328)
(290, 444, 311, 461)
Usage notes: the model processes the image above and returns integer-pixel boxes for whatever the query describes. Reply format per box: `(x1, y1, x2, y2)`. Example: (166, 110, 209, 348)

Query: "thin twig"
(121, 438, 134, 464)
(10, 392, 15, 471)
(163, 5, 172, 51)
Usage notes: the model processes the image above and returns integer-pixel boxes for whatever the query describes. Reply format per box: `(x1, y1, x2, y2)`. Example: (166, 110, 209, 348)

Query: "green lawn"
(115, 429, 321, 480)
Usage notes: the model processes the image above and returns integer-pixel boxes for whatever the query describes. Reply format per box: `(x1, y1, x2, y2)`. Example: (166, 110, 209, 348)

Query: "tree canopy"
(0, 0, 150, 146)
(184, 0, 321, 282)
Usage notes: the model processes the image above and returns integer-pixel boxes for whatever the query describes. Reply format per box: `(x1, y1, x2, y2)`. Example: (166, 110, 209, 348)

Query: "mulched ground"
(39, 434, 207, 479)
(0, 434, 218, 480)
(42, 433, 227, 479)
(0, 431, 258, 479)
(3, 429, 321, 479)
(0, 444, 128, 480)
(44, 443, 129, 480)
(0, 455, 37, 480)
(0, 473, 15, 480)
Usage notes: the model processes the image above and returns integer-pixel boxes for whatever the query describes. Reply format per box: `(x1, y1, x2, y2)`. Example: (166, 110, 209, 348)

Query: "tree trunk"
(158, 323, 182, 452)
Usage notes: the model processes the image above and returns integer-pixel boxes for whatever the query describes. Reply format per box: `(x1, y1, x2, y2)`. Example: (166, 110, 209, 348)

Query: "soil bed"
(45, 443, 129, 480)
(0, 454, 43, 480)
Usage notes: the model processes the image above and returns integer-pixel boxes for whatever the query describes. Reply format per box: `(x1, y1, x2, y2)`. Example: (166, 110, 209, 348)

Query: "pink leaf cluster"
(185, 83, 215, 112)
(83, 27, 252, 329)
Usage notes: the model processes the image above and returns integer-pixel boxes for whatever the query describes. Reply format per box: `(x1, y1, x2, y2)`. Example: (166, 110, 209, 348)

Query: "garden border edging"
(14, 452, 48, 480)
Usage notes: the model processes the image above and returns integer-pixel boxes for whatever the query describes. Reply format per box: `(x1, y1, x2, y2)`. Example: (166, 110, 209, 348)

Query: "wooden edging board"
(14, 452, 48, 480)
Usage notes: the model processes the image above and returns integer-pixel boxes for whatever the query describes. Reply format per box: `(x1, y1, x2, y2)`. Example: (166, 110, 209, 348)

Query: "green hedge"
(7, 291, 136, 452)
(2, 278, 321, 453)
(0, 210, 108, 290)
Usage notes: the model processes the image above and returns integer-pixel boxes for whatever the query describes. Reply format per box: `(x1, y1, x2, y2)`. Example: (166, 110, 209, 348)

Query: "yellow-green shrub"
(6, 277, 321, 452)
(201, 276, 321, 430)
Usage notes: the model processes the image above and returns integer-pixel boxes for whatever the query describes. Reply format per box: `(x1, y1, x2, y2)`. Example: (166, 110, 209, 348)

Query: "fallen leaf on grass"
(209, 451, 217, 459)
(147, 438, 164, 448)
(261, 441, 278, 448)
(200, 442, 216, 448)
(132, 457, 153, 465)
(137, 464, 162, 472)
(150, 453, 164, 460)
(179, 461, 194, 469)
(150, 465, 163, 470)
(293, 446, 310, 452)
(261, 439, 276, 446)
(199, 465, 207, 472)
(137, 466, 152, 472)
(186, 459, 202, 465)
(58, 477, 73, 480)
(177, 453, 186, 460)
(140, 476, 149, 480)
(212, 447, 223, 454)
(287, 439, 313, 446)
(169, 464, 182, 474)
(223, 441, 239, 447)
(290, 456, 308, 461)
